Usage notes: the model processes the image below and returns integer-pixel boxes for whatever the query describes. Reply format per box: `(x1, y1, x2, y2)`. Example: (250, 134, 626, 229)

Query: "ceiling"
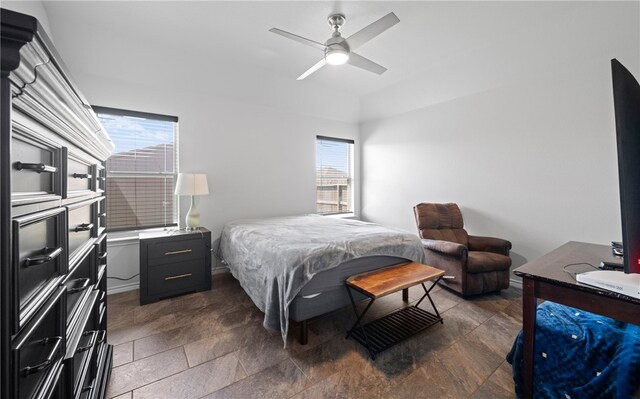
(36, 1, 602, 121)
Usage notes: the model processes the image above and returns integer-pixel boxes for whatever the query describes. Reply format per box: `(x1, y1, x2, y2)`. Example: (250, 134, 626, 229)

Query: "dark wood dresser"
(139, 228, 212, 305)
(1, 9, 113, 399)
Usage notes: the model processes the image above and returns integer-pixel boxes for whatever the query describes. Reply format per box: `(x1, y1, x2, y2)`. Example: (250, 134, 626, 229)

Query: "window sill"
(107, 227, 177, 245)
(323, 212, 357, 220)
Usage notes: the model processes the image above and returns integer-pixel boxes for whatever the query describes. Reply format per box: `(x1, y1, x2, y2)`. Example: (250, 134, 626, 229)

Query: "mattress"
(289, 255, 408, 321)
(219, 215, 426, 343)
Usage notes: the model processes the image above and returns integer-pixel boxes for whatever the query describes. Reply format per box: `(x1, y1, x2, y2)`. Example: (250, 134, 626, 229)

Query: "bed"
(507, 302, 640, 398)
(219, 215, 426, 344)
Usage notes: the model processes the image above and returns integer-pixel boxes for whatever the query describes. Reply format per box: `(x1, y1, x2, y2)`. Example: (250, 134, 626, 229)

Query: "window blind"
(94, 106, 179, 231)
(316, 136, 354, 215)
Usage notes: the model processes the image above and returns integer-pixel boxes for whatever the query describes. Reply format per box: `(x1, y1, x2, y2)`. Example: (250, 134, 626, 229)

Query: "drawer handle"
(74, 223, 94, 232)
(21, 336, 63, 376)
(67, 277, 91, 294)
(15, 161, 57, 174)
(81, 384, 94, 393)
(98, 212, 107, 218)
(96, 330, 107, 344)
(24, 247, 63, 268)
(72, 173, 92, 179)
(98, 251, 108, 262)
(98, 291, 106, 302)
(164, 249, 192, 256)
(165, 273, 193, 281)
(76, 330, 98, 354)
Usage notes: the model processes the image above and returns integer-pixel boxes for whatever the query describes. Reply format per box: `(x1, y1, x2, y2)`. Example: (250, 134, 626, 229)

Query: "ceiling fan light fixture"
(270, 11, 399, 79)
(325, 47, 349, 65)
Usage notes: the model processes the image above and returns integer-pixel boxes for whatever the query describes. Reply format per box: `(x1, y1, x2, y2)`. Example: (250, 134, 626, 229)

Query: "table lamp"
(174, 173, 209, 230)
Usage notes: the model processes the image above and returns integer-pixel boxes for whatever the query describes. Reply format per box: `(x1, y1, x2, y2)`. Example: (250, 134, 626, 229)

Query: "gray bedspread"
(219, 215, 426, 343)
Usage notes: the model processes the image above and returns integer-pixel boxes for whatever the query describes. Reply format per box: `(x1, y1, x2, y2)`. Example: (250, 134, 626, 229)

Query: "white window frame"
(94, 106, 179, 232)
(315, 135, 355, 216)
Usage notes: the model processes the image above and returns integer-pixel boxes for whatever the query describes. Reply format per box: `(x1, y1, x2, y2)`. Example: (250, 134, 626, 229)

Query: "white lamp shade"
(175, 173, 209, 196)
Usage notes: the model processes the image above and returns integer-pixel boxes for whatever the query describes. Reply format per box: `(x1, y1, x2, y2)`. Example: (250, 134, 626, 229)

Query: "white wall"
(75, 72, 358, 292)
(76, 72, 359, 226)
(6, 1, 361, 293)
(106, 237, 141, 293)
(359, 2, 640, 272)
(8, 1, 639, 290)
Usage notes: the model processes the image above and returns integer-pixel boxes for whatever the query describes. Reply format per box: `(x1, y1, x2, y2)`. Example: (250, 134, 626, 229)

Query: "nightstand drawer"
(147, 260, 201, 296)
(147, 238, 205, 267)
(140, 228, 211, 305)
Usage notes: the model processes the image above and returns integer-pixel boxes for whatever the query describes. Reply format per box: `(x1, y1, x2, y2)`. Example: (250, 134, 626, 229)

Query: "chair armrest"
(421, 239, 467, 258)
(468, 235, 512, 255)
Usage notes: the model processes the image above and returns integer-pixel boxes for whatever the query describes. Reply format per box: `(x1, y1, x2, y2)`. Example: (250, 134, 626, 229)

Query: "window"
(316, 136, 354, 215)
(94, 106, 178, 231)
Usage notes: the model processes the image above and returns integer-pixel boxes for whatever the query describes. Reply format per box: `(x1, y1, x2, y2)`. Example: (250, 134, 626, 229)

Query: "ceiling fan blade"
(346, 12, 400, 50)
(297, 59, 327, 80)
(269, 28, 326, 51)
(347, 52, 387, 75)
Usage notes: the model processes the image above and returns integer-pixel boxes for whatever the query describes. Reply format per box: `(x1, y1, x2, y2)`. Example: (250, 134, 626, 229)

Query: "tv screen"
(611, 59, 640, 274)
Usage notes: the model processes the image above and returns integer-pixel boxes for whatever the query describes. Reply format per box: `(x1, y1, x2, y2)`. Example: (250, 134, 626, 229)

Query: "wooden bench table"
(345, 261, 445, 359)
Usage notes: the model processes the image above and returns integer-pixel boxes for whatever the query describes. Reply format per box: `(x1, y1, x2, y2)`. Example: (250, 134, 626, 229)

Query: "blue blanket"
(507, 302, 640, 398)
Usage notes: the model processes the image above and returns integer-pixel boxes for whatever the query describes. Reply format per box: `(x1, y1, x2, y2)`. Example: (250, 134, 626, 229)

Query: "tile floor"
(106, 270, 523, 399)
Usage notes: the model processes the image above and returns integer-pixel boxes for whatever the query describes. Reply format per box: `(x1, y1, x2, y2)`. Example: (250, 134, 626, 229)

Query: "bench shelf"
(345, 262, 445, 359)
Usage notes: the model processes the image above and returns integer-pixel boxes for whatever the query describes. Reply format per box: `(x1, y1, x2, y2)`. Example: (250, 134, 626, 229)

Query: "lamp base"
(186, 195, 201, 230)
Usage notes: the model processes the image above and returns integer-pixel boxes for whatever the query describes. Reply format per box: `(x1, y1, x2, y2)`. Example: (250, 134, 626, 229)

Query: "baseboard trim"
(107, 282, 139, 295)
(510, 277, 523, 290)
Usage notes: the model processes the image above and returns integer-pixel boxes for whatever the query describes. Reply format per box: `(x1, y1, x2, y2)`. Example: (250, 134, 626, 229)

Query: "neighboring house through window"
(94, 106, 178, 231)
(316, 136, 354, 215)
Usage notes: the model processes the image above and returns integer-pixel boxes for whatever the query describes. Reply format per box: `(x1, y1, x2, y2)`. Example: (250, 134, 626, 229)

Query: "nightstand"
(139, 228, 212, 305)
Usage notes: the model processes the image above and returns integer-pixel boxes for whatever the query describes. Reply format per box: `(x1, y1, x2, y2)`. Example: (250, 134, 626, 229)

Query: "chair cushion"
(467, 251, 511, 273)
(419, 228, 469, 246)
(414, 203, 464, 230)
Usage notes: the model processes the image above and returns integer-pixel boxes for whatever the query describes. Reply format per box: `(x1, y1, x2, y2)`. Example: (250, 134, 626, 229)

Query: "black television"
(611, 59, 640, 274)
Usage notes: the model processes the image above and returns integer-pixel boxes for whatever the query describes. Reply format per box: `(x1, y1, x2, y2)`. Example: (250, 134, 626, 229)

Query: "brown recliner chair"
(413, 203, 512, 296)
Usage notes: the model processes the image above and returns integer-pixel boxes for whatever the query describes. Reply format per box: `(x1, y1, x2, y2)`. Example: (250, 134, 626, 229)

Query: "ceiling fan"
(269, 12, 400, 80)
